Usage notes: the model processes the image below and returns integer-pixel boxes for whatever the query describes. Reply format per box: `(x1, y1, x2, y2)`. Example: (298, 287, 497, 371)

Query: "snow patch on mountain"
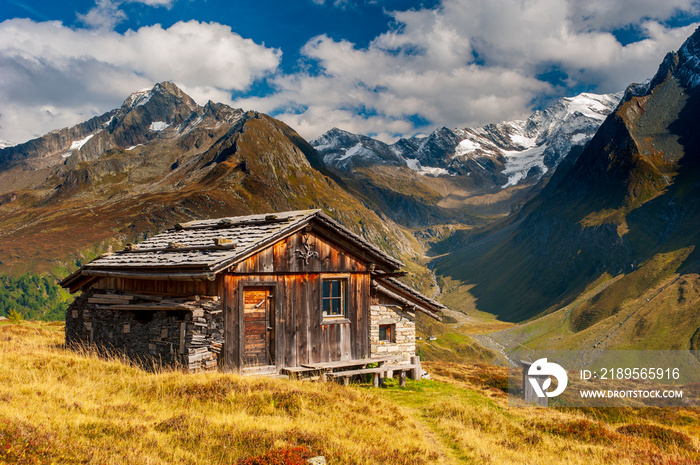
(560, 93, 619, 120)
(501, 145, 548, 188)
(125, 88, 153, 108)
(455, 139, 482, 156)
(69, 134, 94, 151)
(149, 121, 170, 132)
(61, 133, 96, 158)
(405, 158, 452, 176)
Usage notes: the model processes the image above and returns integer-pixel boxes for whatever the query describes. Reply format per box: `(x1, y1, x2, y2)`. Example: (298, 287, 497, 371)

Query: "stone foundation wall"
(65, 290, 224, 372)
(369, 304, 415, 363)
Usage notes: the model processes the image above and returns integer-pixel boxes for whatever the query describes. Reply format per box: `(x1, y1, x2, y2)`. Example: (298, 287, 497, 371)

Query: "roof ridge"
(173, 209, 321, 230)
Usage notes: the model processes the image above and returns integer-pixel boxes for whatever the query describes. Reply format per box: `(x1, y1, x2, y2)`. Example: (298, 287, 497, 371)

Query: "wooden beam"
(96, 304, 192, 311)
(116, 243, 237, 254)
(80, 269, 216, 281)
(371, 271, 408, 278)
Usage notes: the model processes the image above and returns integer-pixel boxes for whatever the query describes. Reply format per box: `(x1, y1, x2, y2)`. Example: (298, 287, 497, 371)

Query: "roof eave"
(373, 278, 444, 321)
(80, 269, 217, 281)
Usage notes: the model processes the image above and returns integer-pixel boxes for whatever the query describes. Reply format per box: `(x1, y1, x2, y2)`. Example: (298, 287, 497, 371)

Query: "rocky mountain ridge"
(313, 92, 621, 189)
(308, 91, 621, 228)
(0, 82, 404, 276)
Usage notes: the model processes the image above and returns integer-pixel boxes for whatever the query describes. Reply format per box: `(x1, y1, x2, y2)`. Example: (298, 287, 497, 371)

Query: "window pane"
(322, 279, 346, 317)
(379, 326, 387, 341)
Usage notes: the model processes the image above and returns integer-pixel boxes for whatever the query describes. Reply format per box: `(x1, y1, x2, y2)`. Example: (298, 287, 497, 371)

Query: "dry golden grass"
(379, 361, 700, 465)
(3, 322, 700, 465)
(0, 321, 441, 464)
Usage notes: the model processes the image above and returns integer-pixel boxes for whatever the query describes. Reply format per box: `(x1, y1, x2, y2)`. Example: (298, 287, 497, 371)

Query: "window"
(322, 279, 346, 317)
(379, 324, 394, 342)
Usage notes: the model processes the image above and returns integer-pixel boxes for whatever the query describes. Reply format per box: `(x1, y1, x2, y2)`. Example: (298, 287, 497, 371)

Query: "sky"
(1, 0, 700, 145)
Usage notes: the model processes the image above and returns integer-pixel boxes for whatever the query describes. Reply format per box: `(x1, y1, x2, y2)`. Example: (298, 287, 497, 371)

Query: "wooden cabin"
(60, 209, 444, 373)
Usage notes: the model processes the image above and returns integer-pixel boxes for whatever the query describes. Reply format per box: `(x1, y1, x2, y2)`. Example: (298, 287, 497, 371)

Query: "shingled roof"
(373, 276, 445, 321)
(61, 209, 404, 289)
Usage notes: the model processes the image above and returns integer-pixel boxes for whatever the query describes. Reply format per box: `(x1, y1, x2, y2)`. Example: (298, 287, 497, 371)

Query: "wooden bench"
(328, 364, 419, 387)
(300, 355, 394, 370)
(299, 356, 395, 382)
(280, 366, 321, 380)
(384, 364, 419, 387)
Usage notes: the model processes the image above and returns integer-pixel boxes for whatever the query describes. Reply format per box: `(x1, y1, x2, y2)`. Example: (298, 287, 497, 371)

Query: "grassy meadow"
(2, 321, 700, 464)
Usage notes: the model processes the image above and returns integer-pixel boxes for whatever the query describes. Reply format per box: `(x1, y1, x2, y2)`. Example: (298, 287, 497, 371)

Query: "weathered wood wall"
(223, 273, 370, 370)
(235, 231, 368, 274)
(222, 230, 372, 370)
(90, 277, 220, 296)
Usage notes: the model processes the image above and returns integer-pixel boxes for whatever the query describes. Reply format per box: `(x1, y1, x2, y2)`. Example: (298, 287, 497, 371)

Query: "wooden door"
(242, 287, 274, 366)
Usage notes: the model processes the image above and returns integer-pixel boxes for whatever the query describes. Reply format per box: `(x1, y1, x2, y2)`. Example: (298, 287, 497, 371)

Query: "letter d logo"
(528, 358, 568, 398)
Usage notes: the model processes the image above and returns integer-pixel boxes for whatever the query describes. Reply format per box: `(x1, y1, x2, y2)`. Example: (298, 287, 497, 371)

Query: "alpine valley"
(436, 26, 700, 353)
(3, 27, 700, 356)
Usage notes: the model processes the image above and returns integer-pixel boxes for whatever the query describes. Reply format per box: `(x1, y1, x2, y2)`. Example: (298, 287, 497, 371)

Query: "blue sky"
(1, 0, 699, 144)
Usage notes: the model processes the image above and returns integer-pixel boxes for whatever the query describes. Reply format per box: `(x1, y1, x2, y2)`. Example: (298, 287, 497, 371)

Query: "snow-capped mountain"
(0, 82, 247, 171)
(313, 92, 622, 188)
(0, 81, 399, 274)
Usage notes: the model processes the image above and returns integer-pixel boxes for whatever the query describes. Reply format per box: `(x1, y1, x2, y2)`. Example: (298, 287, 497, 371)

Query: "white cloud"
(241, 0, 700, 141)
(78, 0, 127, 29)
(1, 0, 699, 145)
(135, 0, 174, 5)
(0, 19, 280, 143)
(568, 0, 699, 30)
(78, 0, 176, 29)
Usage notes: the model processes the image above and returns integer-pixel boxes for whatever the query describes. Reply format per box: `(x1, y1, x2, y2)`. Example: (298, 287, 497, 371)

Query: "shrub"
(7, 309, 22, 324)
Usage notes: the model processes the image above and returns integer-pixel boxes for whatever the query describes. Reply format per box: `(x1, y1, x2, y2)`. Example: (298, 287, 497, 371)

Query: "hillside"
(0, 82, 411, 280)
(433, 27, 700, 352)
(0, 273, 70, 321)
(3, 321, 700, 464)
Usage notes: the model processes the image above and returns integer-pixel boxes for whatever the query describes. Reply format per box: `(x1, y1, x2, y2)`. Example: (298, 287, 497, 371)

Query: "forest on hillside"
(0, 274, 72, 321)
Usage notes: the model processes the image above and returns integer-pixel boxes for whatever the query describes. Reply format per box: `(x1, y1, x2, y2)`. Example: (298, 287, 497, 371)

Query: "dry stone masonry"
(65, 290, 223, 372)
(369, 304, 415, 364)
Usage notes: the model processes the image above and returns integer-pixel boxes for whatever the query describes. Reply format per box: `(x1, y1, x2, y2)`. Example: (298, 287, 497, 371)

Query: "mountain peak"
(644, 26, 700, 92)
(676, 26, 700, 88)
(122, 81, 197, 112)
